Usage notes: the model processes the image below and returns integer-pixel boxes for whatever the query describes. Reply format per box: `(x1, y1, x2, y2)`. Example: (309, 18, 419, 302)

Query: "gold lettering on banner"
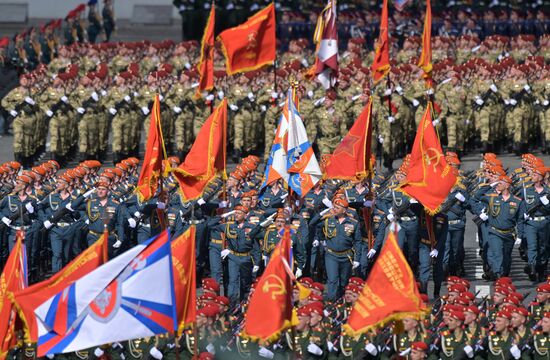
(379, 252, 405, 291)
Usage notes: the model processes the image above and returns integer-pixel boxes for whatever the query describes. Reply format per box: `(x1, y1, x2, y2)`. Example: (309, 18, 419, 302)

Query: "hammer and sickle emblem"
(424, 148, 443, 172)
(262, 274, 287, 300)
(246, 32, 258, 51)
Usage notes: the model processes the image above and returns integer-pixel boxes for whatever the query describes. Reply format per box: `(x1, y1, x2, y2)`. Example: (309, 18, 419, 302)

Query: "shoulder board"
(111, 199, 120, 204)
(226, 221, 235, 224)
(485, 193, 498, 197)
(346, 216, 358, 222)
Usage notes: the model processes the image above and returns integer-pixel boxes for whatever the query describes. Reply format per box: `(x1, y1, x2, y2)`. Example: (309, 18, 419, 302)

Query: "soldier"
(482, 310, 522, 360)
(529, 284, 550, 325)
(529, 311, 549, 360)
(315, 90, 342, 156)
(380, 316, 431, 359)
(102, 0, 116, 42)
(87, 0, 103, 43)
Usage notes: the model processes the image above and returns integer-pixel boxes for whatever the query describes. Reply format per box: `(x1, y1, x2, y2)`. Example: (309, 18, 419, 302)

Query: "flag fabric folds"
(11, 234, 108, 342)
(371, 0, 390, 84)
(311, 0, 338, 89)
(35, 231, 177, 356)
(195, 5, 215, 98)
(399, 102, 457, 214)
(217, 4, 276, 75)
(136, 95, 165, 201)
(324, 97, 373, 180)
(174, 99, 227, 200)
(0, 231, 27, 360)
(171, 226, 196, 334)
(242, 226, 293, 342)
(343, 231, 426, 336)
(417, 0, 433, 85)
(286, 90, 322, 197)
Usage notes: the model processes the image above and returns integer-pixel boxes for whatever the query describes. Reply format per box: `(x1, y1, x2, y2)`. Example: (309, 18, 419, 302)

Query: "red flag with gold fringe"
(371, 0, 390, 84)
(343, 231, 426, 336)
(171, 225, 196, 334)
(195, 4, 215, 98)
(399, 102, 457, 214)
(417, 0, 433, 87)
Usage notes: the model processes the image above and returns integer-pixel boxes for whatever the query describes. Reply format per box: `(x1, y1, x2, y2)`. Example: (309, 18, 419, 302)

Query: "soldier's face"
(296, 316, 309, 331)
(241, 197, 251, 208)
(493, 293, 506, 304)
(235, 210, 246, 222)
(410, 349, 426, 360)
(96, 187, 108, 199)
(446, 317, 460, 330)
(251, 196, 258, 207)
(494, 317, 509, 332)
(464, 312, 476, 325)
(402, 318, 418, 331)
(510, 313, 525, 328)
(309, 313, 322, 327)
(536, 292, 549, 303)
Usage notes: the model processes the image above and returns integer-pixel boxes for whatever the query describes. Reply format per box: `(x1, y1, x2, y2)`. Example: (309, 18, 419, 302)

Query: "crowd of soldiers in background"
(0, 1, 549, 170)
(0, 152, 549, 358)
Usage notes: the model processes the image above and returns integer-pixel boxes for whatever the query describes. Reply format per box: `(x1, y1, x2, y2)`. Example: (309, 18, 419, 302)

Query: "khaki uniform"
(169, 84, 195, 155)
(2, 87, 39, 160)
(104, 86, 133, 159)
(315, 102, 342, 155)
(440, 80, 467, 151)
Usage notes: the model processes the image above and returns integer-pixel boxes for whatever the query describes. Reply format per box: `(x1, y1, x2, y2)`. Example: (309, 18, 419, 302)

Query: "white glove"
(94, 348, 105, 358)
(300, 58, 309, 67)
(229, 104, 239, 111)
(384, 88, 392, 96)
(100, 89, 107, 96)
(280, 193, 289, 200)
(322, 197, 333, 208)
(367, 249, 377, 259)
(252, 265, 259, 273)
(260, 213, 276, 227)
(504, 99, 511, 105)
(412, 99, 420, 107)
(25, 202, 34, 214)
(46, 354, 54, 359)
(260, 105, 267, 112)
(141, 106, 150, 115)
(221, 210, 236, 219)
(43, 220, 53, 229)
(429, 249, 439, 258)
(399, 348, 411, 356)
(294, 268, 303, 279)
(1, 217, 11, 226)
(170, 106, 181, 114)
(25, 96, 35, 105)
(218, 200, 228, 209)
(514, 238, 522, 247)
(113, 240, 122, 249)
(432, 119, 440, 126)
(226, 2, 234, 10)
(133, 211, 141, 218)
(314, 97, 326, 106)
(65, 203, 74, 212)
(395, 85, 403, 94)
(490, 84, 498, 93)
(464, 345, 474, 358)
(387, 116, 395, 123)
(352, 261, 360, 269)
(490, 181, 499, 188)
(540, 195, 549, 205)
(205, 94, 215, 102)
(365, 343, 378, 356)
(206, 343, 216, 354)
(524, 213, 533, 221)
(124, 95, 131, 103)
(410, 198, 418, 204)
(510, 98, 517, 106)
(91, 92, 99, 101)
(45, 109, 54, 117)
(247, 92, 255, 100)
(307, 343, 323, 356)
(475, 98, 484, 106)
(157, 202, 166, 209)
(83, 188, 96, 198)
(270, 91, 278, 99)
(363, 200, 374, 208)
(60, 95, 69, 103)
(320, 208, 331, 216)
(312, 239, 319, 247)
(149, 346, 163, 360)
(221, 249, 231, 259)
(9, 110, 18, 117)
(109, 108, 117, 115)
(217, 91, 224, 99)
(351, 94, 361, 101)
(327, 341, 335, 352)
(258, 347, 274, 359)
(197, 198, 206, 206)
(523, 84, 531, 92)
(426, 88, 434, 95)
(307, 90, 313, 98)
(77, 107, 85, 114)
(387, 213, 395, 222)
(455, 192, 466, 202)
(510, 344, 521, 360)
(184, 62, 192, 70)
(543, 99, 549, 106)
(479, 209, 489, 221)
(128, 218, 137, 228)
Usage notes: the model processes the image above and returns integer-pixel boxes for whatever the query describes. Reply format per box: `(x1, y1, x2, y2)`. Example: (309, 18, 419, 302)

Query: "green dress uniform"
(530, 331, 550, 360)
(482, 331, 518, 360)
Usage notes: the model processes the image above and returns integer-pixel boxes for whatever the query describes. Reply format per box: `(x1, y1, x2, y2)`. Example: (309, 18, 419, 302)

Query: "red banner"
(171, 226, 196, 334)
(400, 102, 457, 214)
(136, 95, 165, 201)
(174, 99, 227, 200)
(11, 235, 107, 342)
(324, 97, 373, 180)
(242, 227, 293, 343)
(195, 5, 215, 98)
(417, 0, 433, 85)
(343, 231, 426, 335)
(371, 0, 390, 84)
(217, 4, 276, 75)
(0, 232, 27, 360)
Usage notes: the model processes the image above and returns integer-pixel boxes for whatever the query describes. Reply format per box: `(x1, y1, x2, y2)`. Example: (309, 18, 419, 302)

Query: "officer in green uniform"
(530, 311, 550, 360)
(482, 309, 522, 360)
(530, 284, 550, 327)
(380, 316, 431, 360)
(431, 310, 475, 360)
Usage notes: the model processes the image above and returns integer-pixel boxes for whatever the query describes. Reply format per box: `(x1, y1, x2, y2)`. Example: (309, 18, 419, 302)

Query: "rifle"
(472, 84, 498, 111)
(504, 85, 531, 111)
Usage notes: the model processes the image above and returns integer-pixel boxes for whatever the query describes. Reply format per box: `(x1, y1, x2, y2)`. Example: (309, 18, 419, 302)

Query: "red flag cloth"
(136, 95, 166, 201)
(400, 102, 457, 214)
(310, 0, 338, 89)
(10, 235, 107, 342)
(417, 0, 433, 86)
(242, 226, 293, 343)
(171, 226, 196, 334)
(174, 99, 227, 200)
(371, 0, 390, 84)
(324, 97, 373, 180)
(343, 231, 427, 336)
(195, 5, 215, 98)
(0, 232, 27, 360)
(217, 4, 276, 75)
